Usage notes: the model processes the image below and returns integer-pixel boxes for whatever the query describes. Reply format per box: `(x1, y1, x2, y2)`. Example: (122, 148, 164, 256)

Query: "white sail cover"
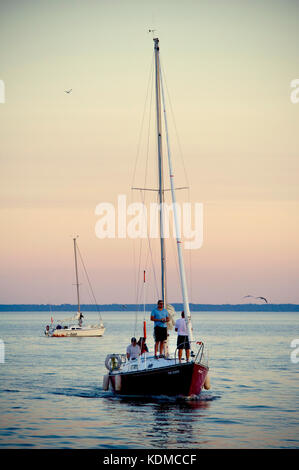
(56, 313, 80, 324)
(166, 304, 175, 330)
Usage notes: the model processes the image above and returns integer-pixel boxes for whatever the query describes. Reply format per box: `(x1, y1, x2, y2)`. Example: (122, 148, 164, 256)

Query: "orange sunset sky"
(0, 0, 298, 304)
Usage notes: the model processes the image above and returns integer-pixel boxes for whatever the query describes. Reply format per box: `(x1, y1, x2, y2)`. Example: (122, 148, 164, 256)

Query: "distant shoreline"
(0, 304, 298, 312)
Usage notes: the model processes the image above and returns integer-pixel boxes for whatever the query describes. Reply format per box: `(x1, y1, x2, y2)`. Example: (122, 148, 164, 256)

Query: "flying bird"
(256, 296, 268, 303)
(243, 295, 268, 303)
(65, 89, 72, 94)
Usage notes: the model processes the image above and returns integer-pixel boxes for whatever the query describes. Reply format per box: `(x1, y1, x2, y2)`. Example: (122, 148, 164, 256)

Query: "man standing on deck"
(150, 300, 169, 358)
(175, 311, 190, 363)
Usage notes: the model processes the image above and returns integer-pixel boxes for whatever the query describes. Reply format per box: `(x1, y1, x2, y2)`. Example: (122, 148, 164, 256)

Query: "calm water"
(0, 311, 298, 448)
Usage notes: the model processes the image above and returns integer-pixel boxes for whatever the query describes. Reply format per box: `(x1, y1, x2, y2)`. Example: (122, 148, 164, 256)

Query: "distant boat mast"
(73, 237, 81, 313)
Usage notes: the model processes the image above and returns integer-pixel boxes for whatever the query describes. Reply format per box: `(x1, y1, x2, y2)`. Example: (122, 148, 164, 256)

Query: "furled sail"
(166, 304, 175, 330)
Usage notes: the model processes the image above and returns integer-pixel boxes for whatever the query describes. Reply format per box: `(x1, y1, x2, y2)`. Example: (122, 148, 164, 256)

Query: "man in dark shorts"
(175, 311, 190, 362)
(150, 300, 169, 358)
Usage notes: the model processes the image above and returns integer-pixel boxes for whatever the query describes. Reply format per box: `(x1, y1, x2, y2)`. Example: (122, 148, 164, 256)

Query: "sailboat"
(103, 37, 209, 396)
(45, 238, 105, 337)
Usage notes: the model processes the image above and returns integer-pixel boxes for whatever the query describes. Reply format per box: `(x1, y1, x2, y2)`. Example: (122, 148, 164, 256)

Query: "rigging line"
(135, 67, 159, 311)
(142, 96, 160, 302)
(143, 57, 154, 191)
(142, 229, 158, 314)
(131, 54, 154, 322)
(161, 58, 194, 305)
(136, 193, 144, 303)
(135, 187, 150, 309)
(136, 247, 150, 325)
(169, 210, 181, 297)
(131, 52, 154, 189)
(136, 190, 159, 305)
(137, 61, 154, 303)
(134, 189, 146, 336)
(146, 230, 159, 300)
(135, 189, 160, 310)
(189, 241, 193, 304)
(76, 244, 103, 322)
(131, 191, 138, 306)
(134, 243, 152, 336)
(81, 282, 96, 311)
(183, 185, 193, 304)
(139, 64, 158, 302)
(187, 187, 194, 304)
(146, 190, 161, 301)
(160, 58, 190, 188)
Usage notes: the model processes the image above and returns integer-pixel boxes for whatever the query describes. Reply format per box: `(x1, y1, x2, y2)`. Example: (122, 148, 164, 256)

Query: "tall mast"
(153, 37, 166, 305)
(159, 54, 194, 344)
(73, 237, 81, 313)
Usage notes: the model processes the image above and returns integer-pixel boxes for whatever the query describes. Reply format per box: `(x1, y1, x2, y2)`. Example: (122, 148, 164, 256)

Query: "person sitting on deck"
(126, 337, 141, 360)
(137, 337, 149, 354)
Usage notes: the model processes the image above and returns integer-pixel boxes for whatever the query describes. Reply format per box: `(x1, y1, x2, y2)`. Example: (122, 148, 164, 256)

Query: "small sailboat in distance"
(103, 36, 209, 396)
(45, 238, 105, 337)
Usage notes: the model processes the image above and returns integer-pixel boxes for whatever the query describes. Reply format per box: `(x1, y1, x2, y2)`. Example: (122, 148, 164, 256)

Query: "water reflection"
(2, 311, 298, 448)
(105, 394, 213, 448)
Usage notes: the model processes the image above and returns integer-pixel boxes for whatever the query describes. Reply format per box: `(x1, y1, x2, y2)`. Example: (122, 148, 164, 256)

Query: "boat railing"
(194, 341, 205, 365)
(174, 340, 208, 366)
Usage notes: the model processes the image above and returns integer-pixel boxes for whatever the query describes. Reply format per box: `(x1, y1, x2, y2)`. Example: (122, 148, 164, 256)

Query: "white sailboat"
(45, 238, 105, 337)
(103, 37, 209, 396)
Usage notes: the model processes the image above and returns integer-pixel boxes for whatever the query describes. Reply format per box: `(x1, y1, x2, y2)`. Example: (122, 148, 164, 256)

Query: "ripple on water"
(1, 311, 299, 449)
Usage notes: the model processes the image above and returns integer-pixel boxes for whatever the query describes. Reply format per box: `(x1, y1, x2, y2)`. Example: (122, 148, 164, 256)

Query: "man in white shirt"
(175, 311, 190, 363)
(126, 337, 141, 360)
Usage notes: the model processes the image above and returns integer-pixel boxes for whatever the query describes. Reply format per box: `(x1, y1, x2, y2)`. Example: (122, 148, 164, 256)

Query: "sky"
(0, 0, 298, 304)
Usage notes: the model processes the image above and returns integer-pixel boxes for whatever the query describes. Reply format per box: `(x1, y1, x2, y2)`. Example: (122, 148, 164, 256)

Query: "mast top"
(153, 37, 159, 49)
(148, 29, 159, 46)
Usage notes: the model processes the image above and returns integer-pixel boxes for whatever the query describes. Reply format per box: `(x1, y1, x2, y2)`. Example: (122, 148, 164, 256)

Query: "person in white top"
(126, 337, 141, 360)
(175, 311, 190, 363)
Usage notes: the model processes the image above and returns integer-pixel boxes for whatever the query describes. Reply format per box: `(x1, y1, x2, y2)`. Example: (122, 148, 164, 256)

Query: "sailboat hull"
(108, 361, 208, 397)
(51, 326, 105, 337)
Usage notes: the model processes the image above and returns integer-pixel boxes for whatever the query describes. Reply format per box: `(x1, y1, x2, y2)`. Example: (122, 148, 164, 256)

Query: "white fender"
(102, 374, 109, 391)
(204, 374, 210, 390)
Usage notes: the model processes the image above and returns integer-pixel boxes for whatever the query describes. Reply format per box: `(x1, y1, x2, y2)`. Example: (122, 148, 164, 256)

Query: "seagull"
(256, 296, 268, 303)
(65, 89, 72, 94)
(243, 295, 268, 303)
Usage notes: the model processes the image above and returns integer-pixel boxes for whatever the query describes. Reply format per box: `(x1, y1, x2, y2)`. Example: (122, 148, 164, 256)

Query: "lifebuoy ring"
(105, 354, 122, 371)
